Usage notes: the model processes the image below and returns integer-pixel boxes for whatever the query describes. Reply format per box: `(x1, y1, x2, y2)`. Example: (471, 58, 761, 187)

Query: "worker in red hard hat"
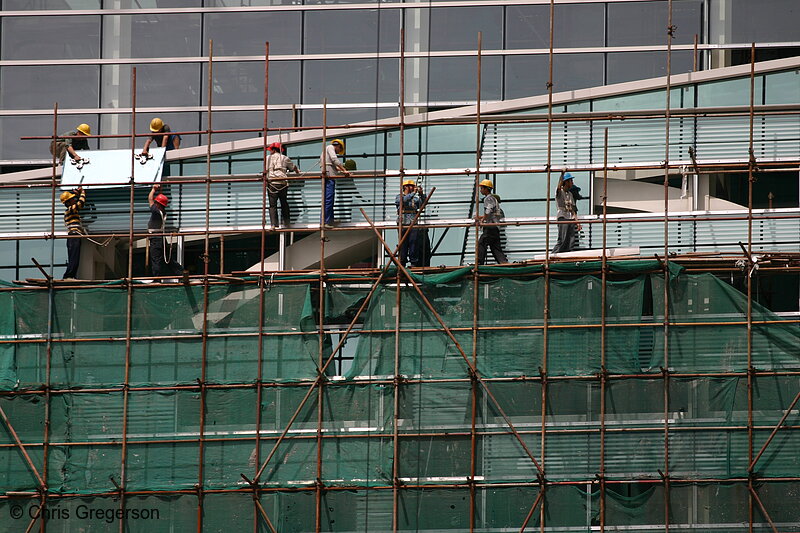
(265, 141, 299, 228)
(148, 184, 183, 278)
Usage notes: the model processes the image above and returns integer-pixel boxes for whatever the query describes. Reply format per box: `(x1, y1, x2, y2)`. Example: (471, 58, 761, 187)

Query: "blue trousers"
(323, 179, 336, 224)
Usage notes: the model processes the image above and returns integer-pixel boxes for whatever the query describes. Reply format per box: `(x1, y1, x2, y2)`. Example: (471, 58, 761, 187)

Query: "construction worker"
(51, 123, 91, 164)
(477, 179, 508, 265)
(395, 179, 427, 267)
(320, 138, 350, 226)
(551, 172, 581, 254)
(147, 184, 183, 278)
(141, 117, 181, 155)
(60, 187, 86, 279)
(265, 142, 299, 228)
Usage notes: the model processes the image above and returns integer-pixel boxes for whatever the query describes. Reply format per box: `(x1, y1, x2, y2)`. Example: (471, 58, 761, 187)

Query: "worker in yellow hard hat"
(50, 123, 91, 164)
(395, 179, 428, 267)
(477, 179, 508, 265)
(320, 138, 350, 226)
(140, 117, 181, 156)
(59, 186, 86, 279)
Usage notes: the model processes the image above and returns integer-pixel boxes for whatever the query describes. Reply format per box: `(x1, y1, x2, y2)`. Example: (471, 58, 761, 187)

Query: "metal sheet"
(60, 147, 166, 189)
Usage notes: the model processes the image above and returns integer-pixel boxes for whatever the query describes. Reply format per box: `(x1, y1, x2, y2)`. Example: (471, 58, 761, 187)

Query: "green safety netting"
(1, 266, 799, 530)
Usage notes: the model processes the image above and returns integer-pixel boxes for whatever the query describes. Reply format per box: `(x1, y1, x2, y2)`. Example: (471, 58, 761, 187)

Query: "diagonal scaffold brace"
(249, 189, 438, 485)
(360, 208, 546, 478)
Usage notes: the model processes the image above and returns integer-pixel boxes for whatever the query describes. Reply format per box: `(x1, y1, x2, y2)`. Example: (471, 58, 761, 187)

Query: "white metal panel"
(60, 148, 166, 189)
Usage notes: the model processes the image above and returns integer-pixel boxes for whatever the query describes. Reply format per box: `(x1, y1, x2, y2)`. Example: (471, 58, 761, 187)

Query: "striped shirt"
(63, 190, 86, 235)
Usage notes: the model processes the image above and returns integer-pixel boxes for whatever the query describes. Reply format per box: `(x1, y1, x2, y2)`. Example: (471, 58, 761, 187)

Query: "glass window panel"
(697, 77, 764, 108)
(427, 56, 501, 102)
(1, 15, 100, 60)
(202, 61, 299, 106)
(429, 7, 502, 52)
(0, 65, 99, 110)
(300, 107, 396, 130)
(594, 87, 687, 112)
(204, 12, 301, 56)
(0, 114, 98, 161)
(99, 112, 199, 151)
(133, 63, 202, 108)
(108, 14, 203, 59)
(730, 0, 800, 43)
(504, 53, 604, 100)
(304, 9, 400, 54)
(606, 51, 694, 84)
(114, 0, 200, 7)
(505, 4, 605, 49)
(608, 1, 702, 46)
(3, 0, 99, 8)
(302, 58, 399, 105)
(199, 110, 293, 145)
(764, 70, 800, 105)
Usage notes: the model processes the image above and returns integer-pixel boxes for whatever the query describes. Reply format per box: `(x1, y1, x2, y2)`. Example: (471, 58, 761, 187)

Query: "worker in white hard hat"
(477, 179, 508, 265)
(148, 184, 184, 278)
(319, 138, 350, 226)
(265, 142, 300, 228)
(59, 186, 86, 279)
(395, 179, 427, 267)
(50, 123, 91, 164)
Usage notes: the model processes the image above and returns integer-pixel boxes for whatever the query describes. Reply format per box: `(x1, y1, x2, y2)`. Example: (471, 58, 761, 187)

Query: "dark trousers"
(323, 179, 336, 224)
(478, 227, 507, 265)
(150, 235, 183, 277)
(268, 186, 290, 227)
(552, 217, 576, 254)
(64, 235, 81, 278)
(399, 227, 420, 266)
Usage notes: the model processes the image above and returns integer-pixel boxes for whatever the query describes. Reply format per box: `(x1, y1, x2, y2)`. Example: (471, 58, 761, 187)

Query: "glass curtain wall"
(1, 0, 799, 163)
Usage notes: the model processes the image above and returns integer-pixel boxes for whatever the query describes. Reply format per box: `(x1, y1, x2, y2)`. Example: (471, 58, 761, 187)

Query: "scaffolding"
(1, 4, 800, 532)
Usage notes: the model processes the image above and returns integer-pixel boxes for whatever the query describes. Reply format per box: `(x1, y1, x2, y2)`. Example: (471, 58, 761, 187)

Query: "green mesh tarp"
(1, 268, 800, 530)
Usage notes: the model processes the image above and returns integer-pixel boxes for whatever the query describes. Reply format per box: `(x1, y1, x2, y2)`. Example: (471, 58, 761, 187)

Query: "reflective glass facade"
(0, 0, 798, 164)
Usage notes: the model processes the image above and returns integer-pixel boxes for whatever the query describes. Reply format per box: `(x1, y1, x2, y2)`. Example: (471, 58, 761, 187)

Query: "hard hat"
(154, 193, 169, 207)
(60, 190, 76, 204)
(331, 138, 344, 150)
(76, 123, 91, 136)
(402, 179, 415, 187)
(269, 142, 283, 152)
(562, 172, 574, 181)
(479, 179, 494, 189)
(150, 118, 164, 133)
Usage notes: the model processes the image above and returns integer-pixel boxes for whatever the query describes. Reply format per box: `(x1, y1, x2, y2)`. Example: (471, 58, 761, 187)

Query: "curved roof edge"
(3, 55, 799, 185)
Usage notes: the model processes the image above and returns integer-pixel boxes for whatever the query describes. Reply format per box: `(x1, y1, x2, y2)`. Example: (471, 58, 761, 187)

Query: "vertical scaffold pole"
(469, 31, 483, 533)
(316, 99, 328, 533)
(540, 1, 557, 529)
(392, 25, 406, 533)
(197, 40, 215, 533)
(254, 41, 270, 533)
(599, 128, 609, 533)
(118, 66, 138, 532)
(662, 2, 675, 529)
(746, 41, 756, 533)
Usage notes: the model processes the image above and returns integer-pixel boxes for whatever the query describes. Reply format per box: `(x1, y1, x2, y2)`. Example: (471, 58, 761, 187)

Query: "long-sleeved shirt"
(395, 190, 426, 225)
(554, 188, 576, 220)
(320, 144, 344, 177)
(266, 152, 298, 190)
(483, 193, 503, 224)
(63, 190, 86, 235)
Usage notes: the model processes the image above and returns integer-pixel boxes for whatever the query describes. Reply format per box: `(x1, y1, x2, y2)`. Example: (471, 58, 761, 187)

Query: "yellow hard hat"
(479, 179, 494, 189)
(331, 138, 344, 150)
(60, 190, 76, 204)
(402, 179, 415, 187)
(150, 117, 164, 132)
(76, 123, 91, 135)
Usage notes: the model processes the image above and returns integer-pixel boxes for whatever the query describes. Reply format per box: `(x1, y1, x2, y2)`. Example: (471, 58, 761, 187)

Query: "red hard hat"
(154, 193, 169, 207)
(269, 142, 282, 152)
